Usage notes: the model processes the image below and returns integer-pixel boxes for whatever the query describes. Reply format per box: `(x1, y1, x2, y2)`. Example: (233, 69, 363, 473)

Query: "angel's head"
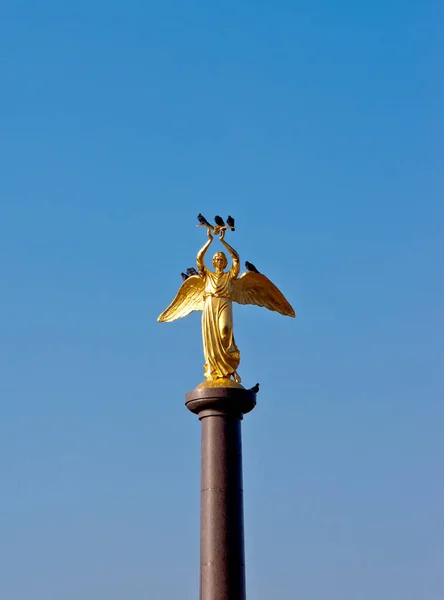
(212, 252, 228, 273)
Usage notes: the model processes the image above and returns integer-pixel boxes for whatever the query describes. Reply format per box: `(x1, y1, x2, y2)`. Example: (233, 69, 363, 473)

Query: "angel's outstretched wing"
(157, 275, 205, 322)
(231, 271, 295, 317)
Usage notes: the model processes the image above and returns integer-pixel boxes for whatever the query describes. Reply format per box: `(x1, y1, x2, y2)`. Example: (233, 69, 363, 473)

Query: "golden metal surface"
(158, 226, 295, 387)
(195, 378, 245, 390)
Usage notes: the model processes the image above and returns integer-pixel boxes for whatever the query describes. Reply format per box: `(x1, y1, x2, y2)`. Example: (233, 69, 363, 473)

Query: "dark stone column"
(186, 387, 256, 600)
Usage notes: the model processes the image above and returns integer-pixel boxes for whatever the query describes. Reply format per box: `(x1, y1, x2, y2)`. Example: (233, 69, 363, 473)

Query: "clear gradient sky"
(1, 1, 443, 599)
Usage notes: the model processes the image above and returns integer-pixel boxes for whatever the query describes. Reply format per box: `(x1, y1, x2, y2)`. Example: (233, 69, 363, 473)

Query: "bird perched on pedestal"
(214, 215, 225, 227)
(249, 383, 260, 393)
(186, 267, 199, 276)
(227, 215, 235, 231)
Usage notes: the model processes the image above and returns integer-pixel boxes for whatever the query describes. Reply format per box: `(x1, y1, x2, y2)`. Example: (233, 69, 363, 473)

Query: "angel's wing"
(157, 275, 205, 322)
(231, 271, 295, 317)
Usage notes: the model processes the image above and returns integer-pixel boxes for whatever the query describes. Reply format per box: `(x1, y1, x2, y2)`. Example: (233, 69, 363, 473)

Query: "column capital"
(185, 387, 256, 419)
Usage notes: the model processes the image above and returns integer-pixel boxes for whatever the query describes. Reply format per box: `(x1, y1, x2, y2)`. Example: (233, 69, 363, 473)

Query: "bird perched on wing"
(214, 215, 225, 227)
(249, 383, 260, 393)
(245, 261, 260, 273)
(227, 215, 235, 231)
(186, 267, 199, 276)
(197, 213, 212, 228)
(181, 272, 189, 281)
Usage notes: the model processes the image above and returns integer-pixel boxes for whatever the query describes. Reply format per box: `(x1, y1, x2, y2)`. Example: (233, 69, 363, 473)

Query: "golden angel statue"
(157, 217, 295, 389)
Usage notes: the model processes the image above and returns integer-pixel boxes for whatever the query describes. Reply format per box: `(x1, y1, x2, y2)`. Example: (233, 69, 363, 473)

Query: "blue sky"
(1, 1, 443, 598)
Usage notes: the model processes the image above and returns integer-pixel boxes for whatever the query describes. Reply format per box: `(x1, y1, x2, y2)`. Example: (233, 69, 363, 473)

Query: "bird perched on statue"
(245, 261, 260, 273)
(214, 215, 225, 227)
(186, 267, 199, 276)
(249, 383, 260, 393)
(197, 213, 212, 228)
(227, 215, 235, 231)
(181, 272, 189, 281)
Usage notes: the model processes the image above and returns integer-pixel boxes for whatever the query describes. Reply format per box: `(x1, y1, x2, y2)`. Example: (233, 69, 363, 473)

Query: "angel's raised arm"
(219, 230, 240, 278)
(197, 228, 213, 274)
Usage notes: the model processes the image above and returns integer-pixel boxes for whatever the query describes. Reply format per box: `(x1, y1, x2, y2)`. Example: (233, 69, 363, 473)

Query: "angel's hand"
(219, 229, 226, 241)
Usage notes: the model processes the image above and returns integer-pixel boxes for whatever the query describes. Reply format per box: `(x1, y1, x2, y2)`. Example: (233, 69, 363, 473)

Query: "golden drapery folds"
(158, 229, 295, 387)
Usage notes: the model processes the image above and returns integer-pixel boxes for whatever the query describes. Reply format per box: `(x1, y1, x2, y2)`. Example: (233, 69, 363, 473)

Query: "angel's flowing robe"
(202, 270, 240, 380)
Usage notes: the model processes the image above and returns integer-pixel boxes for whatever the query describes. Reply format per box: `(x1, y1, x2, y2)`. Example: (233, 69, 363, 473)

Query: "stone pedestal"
(186, 387, 256, 600)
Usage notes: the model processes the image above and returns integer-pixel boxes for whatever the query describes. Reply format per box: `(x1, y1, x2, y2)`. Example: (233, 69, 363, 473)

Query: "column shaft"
(186, 387, 256, 600)
(200, 410, 245, 600)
